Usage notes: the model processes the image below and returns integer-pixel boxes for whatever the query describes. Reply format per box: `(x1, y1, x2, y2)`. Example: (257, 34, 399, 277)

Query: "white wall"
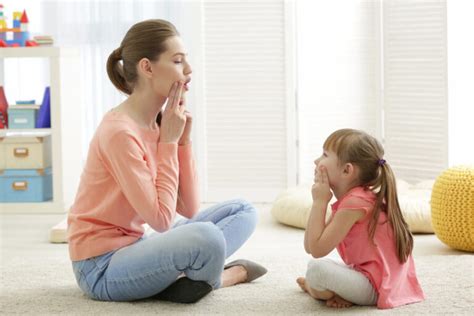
(447, 0, 474, 166)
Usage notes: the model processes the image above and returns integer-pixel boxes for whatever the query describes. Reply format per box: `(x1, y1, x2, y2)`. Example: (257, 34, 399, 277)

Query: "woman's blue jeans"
(71, 199, 258, 301)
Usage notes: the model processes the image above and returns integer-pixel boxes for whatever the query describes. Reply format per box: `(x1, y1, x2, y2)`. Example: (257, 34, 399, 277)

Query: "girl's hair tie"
(378, 159, 386, 166)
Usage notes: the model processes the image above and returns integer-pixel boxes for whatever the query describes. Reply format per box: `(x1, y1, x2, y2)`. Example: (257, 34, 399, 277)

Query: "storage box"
(0, 134, 52, 169)
(0, 168, 52, 202)
(7, 105, 40, 129)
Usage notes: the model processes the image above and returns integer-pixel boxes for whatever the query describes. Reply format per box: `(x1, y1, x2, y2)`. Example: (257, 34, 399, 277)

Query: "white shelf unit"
(0, 47, 65, 214)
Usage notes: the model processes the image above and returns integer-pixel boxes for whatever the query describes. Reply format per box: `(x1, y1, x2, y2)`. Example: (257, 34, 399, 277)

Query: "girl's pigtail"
(372, 161, 413, 263)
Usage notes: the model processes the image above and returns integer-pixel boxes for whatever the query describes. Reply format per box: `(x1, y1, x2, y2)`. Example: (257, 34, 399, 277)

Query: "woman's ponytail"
(106, 47, 131, 95)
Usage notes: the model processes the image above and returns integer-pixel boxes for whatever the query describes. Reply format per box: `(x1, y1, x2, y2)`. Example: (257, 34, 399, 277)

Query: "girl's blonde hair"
(323, 128, 413, 263)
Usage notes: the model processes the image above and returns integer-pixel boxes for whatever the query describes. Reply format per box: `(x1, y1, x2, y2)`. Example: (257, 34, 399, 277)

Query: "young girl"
(296, 129, 425, 309)
(67, 19, 266, 304)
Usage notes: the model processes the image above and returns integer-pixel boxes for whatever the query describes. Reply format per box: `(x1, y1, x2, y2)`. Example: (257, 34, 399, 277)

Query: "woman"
(67, 19, 266, 304)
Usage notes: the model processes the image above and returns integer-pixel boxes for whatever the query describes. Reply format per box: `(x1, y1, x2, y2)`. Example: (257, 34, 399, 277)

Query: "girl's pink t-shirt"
(331, 186, 425, 309)
(67, 110, 200, 261)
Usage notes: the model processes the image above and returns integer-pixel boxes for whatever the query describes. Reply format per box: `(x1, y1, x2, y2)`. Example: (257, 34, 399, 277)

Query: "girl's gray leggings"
(306, 258, 378, 305)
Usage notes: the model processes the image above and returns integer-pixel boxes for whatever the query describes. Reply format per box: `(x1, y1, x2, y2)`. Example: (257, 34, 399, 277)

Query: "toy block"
(0, 86, 9, 128)
(36, 87, 51, 128)
(0, 7, 32, 47)
(21, 10, 29, 23)
(25, 40, 38, 47)
(0, 112, 6, 128)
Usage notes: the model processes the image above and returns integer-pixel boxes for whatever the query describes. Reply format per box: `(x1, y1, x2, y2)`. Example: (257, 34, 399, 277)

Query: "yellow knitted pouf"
(431, 166, 474, 252)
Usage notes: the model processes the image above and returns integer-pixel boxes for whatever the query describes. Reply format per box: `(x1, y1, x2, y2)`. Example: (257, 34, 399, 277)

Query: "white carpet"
(1, 205, 473, 315)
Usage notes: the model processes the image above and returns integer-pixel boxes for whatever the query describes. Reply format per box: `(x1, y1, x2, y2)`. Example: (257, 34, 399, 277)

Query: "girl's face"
(314, 149, 342, 188)
(149, 36, 192, 100)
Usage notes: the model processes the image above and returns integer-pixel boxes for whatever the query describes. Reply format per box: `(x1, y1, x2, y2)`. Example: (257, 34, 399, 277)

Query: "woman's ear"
(137, 58, 153, 78)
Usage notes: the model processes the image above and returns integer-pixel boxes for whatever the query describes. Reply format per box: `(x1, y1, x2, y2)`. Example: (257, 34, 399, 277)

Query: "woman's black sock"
(155, 277, 213, 304)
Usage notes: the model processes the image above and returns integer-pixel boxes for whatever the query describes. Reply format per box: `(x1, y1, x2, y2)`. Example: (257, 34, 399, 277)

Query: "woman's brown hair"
(323, 128, 413, 263)
(106, 19, 179, 124)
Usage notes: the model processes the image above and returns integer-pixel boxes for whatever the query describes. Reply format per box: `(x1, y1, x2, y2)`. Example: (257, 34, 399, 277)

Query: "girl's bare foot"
(326, 295, 353, 308)
(296, 277, 334, 300)
(296, 277, 308, 293)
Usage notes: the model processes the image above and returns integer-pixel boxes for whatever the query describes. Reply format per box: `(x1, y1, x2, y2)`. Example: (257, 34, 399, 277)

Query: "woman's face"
(150, 36, 192, 100)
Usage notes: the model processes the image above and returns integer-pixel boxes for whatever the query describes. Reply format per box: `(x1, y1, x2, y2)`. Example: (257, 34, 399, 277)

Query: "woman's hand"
(178, 93, 192, 145)
(160, 81, 187, 144)
(311, 166, 333, 205)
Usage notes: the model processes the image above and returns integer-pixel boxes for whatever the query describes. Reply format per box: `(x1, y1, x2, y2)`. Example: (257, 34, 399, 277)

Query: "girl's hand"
(178, 93, 192, 145)
(160, 81, 187, 144)
(312, 166, 333, 205)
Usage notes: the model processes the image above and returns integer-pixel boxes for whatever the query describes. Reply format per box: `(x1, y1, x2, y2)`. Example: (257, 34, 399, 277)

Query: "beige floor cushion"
(397, 179, 434, 233)
(270, 185, 332, 229)
(271, 180, 435, 233)
(49, 218, 67, 243)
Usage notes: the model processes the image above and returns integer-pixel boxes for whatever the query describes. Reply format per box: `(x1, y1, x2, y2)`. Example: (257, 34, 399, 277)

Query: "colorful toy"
(36, 87, 50, 128)
(0, 85, 8, 128)
(0, 4, 37, 47)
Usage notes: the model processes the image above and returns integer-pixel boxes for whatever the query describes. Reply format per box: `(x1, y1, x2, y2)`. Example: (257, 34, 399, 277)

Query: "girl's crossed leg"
(297, 258, 378, 308)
